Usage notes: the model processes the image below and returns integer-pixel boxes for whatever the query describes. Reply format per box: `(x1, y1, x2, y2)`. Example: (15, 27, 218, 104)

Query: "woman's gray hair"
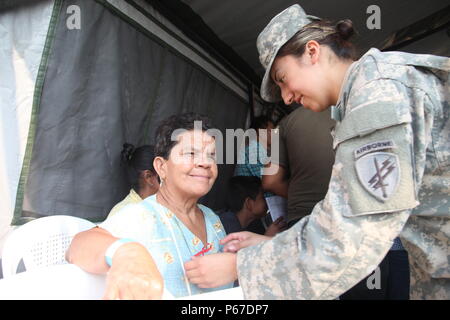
(154, 112, 214, 159)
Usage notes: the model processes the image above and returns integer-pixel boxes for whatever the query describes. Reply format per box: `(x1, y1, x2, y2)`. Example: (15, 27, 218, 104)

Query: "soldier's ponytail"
(336, 19, 354, 41)
(277, 19, 357, 61)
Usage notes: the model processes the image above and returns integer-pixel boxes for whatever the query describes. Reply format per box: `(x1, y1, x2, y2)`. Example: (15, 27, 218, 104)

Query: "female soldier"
(184, 5, 449, 300)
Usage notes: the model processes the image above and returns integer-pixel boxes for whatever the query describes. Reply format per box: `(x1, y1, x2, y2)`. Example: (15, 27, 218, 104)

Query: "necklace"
(145, 195, 223, 296)
(169, 208, 219, 257)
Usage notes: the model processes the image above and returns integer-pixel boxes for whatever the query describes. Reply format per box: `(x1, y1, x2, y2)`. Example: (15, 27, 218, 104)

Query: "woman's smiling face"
(162, 129, 218, 199)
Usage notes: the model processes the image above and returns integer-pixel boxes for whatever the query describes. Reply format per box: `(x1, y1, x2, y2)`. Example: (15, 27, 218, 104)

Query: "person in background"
(108, 144, 159, 218)
(234, 115, 287, 227)
(234, 115, 274, 179)
(67, 112, 234, 299)
(262, 106, 335, 227)
(219, 176, 286, 236)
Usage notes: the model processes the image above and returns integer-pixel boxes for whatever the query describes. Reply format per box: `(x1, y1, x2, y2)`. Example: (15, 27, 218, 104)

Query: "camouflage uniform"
(236, 5, 450, 300)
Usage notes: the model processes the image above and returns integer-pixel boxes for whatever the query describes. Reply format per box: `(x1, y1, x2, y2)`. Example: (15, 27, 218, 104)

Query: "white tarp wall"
(0, 0, 56, 253)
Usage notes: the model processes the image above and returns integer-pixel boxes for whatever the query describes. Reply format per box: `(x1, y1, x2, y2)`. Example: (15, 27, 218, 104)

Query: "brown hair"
(277, 19, 356, 61)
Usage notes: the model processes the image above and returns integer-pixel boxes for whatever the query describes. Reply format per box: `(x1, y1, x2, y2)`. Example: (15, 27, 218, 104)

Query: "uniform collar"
(332, 61, 358, 122)
(331, 105, 342, 122)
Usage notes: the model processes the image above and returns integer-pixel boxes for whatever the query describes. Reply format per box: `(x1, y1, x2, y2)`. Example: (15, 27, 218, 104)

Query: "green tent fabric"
(11, 0, 250, 224)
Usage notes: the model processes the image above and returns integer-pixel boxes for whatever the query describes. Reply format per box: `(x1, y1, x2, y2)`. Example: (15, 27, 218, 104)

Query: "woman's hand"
(103, 242, 164, 300)
(264, 217, 287, 237)
(184, 253, 238, 288)
(220, 231, 271, 253)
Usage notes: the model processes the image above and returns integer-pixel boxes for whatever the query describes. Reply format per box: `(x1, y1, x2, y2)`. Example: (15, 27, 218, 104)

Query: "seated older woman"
(66, 112, 235, 299)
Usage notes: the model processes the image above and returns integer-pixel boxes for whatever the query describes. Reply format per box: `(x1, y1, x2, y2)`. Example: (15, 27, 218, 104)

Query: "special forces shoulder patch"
(355, 151, 400, 202)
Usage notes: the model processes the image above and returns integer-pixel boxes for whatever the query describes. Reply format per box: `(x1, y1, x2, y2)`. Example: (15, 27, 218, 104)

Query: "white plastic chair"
(1, 215, 96, 278)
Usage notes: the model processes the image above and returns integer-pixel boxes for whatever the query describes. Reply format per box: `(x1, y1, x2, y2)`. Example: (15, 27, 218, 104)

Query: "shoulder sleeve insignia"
(355, 152, 400, 201)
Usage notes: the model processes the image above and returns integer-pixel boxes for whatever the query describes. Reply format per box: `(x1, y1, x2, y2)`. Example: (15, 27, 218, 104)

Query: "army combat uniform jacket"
(236, 48, 450, 299)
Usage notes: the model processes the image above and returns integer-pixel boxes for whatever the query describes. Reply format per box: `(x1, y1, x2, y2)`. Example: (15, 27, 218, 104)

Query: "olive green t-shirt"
(275, 107, 335, 222)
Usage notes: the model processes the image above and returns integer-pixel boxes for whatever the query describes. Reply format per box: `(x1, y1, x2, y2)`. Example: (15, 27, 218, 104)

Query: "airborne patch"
(355, 152, 400, 201)
(354, 140, 396, 159)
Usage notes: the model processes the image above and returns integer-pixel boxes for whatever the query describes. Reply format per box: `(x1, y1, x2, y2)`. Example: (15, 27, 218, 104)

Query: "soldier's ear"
(305, 40, 320, 64)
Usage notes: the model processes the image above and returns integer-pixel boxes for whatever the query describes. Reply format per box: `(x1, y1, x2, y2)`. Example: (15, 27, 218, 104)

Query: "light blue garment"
(235, 139, 268, 177)
(100, 194, 233, 298)
(235, 139, 275, 198)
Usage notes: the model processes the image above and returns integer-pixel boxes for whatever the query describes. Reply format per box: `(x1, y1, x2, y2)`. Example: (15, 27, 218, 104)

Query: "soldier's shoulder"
(351, 48, 405, 85)
(355, 48, 450, 85)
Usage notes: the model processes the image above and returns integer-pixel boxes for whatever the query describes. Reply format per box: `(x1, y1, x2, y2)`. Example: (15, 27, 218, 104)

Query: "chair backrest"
(1, 215, 96, 278)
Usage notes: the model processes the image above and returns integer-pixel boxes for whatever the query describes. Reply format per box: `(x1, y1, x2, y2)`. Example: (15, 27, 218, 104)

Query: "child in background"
(219, 176, 286, 236)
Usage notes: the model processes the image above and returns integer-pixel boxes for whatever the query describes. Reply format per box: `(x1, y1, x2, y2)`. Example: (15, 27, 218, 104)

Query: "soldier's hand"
(264, 217, 287, 236)
(103, 242, 164, 300)
(220, 231, 271, 253)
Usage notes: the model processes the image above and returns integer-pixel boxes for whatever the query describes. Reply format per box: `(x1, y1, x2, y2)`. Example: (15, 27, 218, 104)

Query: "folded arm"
(67, 226, 163, 299)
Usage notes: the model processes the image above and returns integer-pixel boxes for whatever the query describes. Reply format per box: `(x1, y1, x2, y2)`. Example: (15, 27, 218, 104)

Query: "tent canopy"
(150, 0, 450, 86)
